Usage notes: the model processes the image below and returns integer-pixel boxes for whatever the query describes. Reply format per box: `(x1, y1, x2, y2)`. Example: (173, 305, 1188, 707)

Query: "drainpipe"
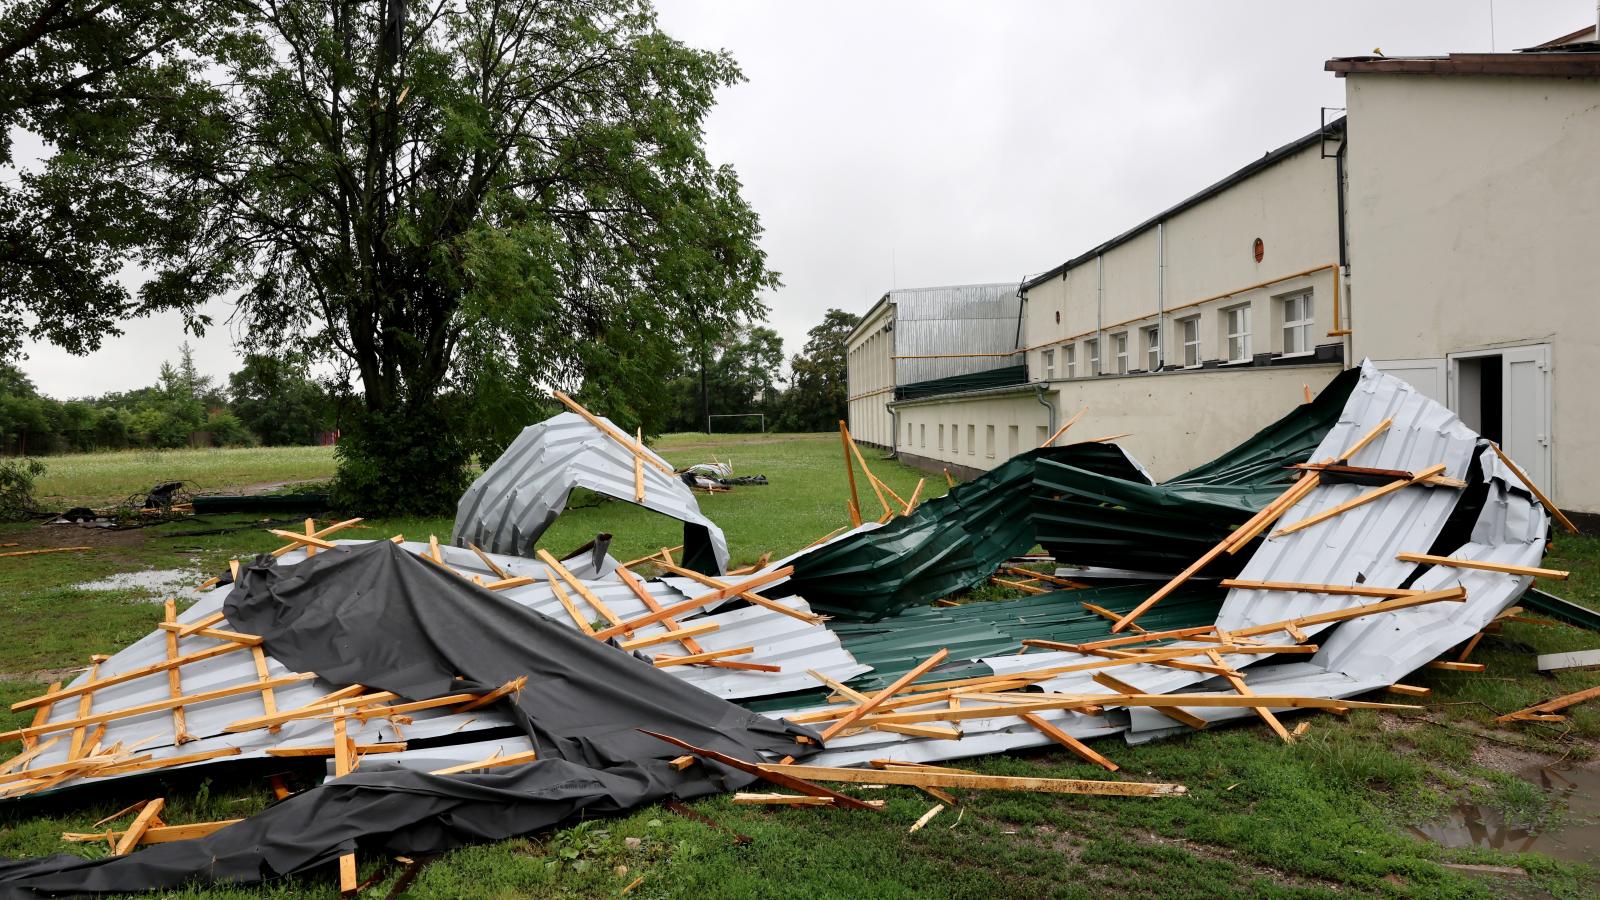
(1156, 222, 1166, 371)
(1095, 254, 1104, 374)
(1334, 129, 1352, 358)
(1034, 383, 1056, 438)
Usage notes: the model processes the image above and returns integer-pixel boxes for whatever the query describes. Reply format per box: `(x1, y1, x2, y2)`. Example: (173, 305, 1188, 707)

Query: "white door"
(1374, 358, 1447, 405)
(1501, 345, 1553, 493)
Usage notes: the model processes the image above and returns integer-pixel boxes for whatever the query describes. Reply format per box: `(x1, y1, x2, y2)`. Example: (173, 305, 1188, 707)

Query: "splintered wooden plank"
(270, 518, 364, 558)
(544, 570, 596, 635)
(592, 567, 798, 640)
(68, 657, 107, 760)
(1490, 441, 1578, 534)
(1396, 552, 1568, 581)
(429, 749, 540, 775)
(640, 730, 878, 811)
(1206, 650, 1290, 743)
(654, 647, 756, 668)
(163, 599, 191, 744)
(618, 622, 720, 650)
(634, 427, 646, 502)
(1040, 407, 1087, 447)
(1272, 464, 1449, 537)
(650, 561, 823, 626)
(537, 549, 624, 628)
(1218, 579, 1423, 599)
(733, 792, 834, 806)
(265, 743, 408, 757)
(1018, 712, 1118, 771)
(333, 714, 357, 893)
(21, 681, 61, 751)
(250, 646, 278, 724)
(761, 764, 1187, 797)
(0, 736, 61, 775)
(552, 390, 676, 474)
(1093, 672, 1206, 729)
(466, 543, 509, 579)
(819, 649, 949, 743)
(112, 798, 165, 855)
(1494, 683, 1600, 723)
(455, 676, 528, 712)
(64, 818, 241, 845)
(614, 565, 707, 654)
(269, 529, 339, 551)
(0, 674, 318, 744)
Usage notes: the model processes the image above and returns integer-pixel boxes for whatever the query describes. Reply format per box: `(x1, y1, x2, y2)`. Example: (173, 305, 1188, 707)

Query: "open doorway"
(1448, 344, 1552, 495)
(1454, 354, 1503, 444)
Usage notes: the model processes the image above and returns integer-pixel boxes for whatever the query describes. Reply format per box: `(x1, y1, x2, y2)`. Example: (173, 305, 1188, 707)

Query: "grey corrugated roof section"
(452, 411, 730, 574)
(1020, 118, 1346, 291)
(889, 283, 1024, 384)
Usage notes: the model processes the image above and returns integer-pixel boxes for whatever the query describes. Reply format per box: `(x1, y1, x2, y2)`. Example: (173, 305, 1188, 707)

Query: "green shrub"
(0, 457, 47, 520)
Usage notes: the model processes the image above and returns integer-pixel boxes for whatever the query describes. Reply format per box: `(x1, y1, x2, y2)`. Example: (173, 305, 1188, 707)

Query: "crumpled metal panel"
(452, 411, 729, 574)
(1215, 360, 1481, 638)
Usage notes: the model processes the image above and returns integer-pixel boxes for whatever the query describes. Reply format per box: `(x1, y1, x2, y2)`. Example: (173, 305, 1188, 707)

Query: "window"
(1224, 304, 1252, 362)
(906, 422, 912, 446)
(1064, 345, 1077, 378)
(1042, 348, 1056, 379)
(985, 424, 995, 458)
(1008, 425, 1019, 456)
(1281, 291, 1314, 355)
(1180, 316, 1201, 367)
(1086, 338, 1100, 375)
(920, 424, 926, 449)
(1144, 325, 1160, 372)
(951, 423, 958, 453)
(938, 424, 944, 450)
(1113, 332, 1129, 375)
(966, 424, 975, 455)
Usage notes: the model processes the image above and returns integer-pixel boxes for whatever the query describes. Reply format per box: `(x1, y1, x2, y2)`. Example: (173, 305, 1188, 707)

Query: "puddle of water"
(1409, 764, 1600, 864)
(74, 568, 206, 602)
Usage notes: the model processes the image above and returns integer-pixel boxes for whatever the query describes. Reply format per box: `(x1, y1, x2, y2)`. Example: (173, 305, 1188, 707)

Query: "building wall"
(846, 300, 896, 448)
(1343, 72, 1600, 512)
(1022, 142, 1343, 381)
(891, 365, 1341, 481)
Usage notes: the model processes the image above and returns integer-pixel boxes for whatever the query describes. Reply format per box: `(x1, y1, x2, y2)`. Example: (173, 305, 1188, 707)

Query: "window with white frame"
(1064, 345, 1076, 378)
(1180, 316, 1201, 367)
(1224, 304, 1252, 362)
(1042, 348, 1055, 379)
(1144, 325, 1160, 372)
(1281, 291, 1314, 355)
(1113, 332, 1129, 375)
(1086, 338, 1100, 375)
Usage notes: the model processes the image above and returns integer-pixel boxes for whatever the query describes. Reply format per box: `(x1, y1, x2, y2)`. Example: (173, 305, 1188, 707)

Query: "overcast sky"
(17, 0, 1590, 398)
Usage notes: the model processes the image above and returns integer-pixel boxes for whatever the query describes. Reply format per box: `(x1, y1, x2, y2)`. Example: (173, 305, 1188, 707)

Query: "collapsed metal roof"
(453, 410, 730, 574)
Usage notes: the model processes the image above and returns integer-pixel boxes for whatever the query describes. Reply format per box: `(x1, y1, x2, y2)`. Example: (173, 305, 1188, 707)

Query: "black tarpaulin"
(0, 541, 813, 897)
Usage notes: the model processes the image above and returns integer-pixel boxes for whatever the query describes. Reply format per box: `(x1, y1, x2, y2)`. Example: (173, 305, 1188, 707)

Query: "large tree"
(0, 0, 233, 358)
(778, 308, 858, 432)
(6, 0, 777, 513)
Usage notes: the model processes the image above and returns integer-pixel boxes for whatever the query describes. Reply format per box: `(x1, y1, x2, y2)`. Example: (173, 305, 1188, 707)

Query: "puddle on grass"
(1409, 764, 1600, 864)
(74, 567, 206, 602)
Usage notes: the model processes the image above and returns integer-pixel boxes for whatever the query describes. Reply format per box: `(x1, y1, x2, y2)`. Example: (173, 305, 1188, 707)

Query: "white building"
(855, 27, 1600, 515)
(846, 284, 1023, 449)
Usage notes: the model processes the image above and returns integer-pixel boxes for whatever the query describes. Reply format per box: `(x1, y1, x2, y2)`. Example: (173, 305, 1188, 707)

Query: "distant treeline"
(0, 346, 336, 455)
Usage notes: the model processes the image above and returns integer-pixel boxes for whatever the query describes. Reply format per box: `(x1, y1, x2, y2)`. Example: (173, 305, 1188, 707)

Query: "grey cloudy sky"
(18, 0, 1590, 397)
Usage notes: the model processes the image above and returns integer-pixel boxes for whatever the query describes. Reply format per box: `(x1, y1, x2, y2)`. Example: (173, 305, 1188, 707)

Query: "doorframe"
(1446, 342, 1554, 495)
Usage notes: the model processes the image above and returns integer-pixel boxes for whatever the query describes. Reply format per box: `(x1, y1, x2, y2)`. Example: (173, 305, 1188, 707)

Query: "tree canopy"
(776, 308, 858, 432)
(4, 0, 777, 513)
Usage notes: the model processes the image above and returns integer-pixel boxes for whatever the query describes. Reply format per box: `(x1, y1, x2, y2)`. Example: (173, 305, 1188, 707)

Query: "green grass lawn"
(31, 445, 339, 507)
(1, 434, 1598, 898)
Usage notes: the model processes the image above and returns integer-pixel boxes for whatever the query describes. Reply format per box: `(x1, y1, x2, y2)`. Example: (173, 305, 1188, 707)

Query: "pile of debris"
(0, 363, 1587, 895)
